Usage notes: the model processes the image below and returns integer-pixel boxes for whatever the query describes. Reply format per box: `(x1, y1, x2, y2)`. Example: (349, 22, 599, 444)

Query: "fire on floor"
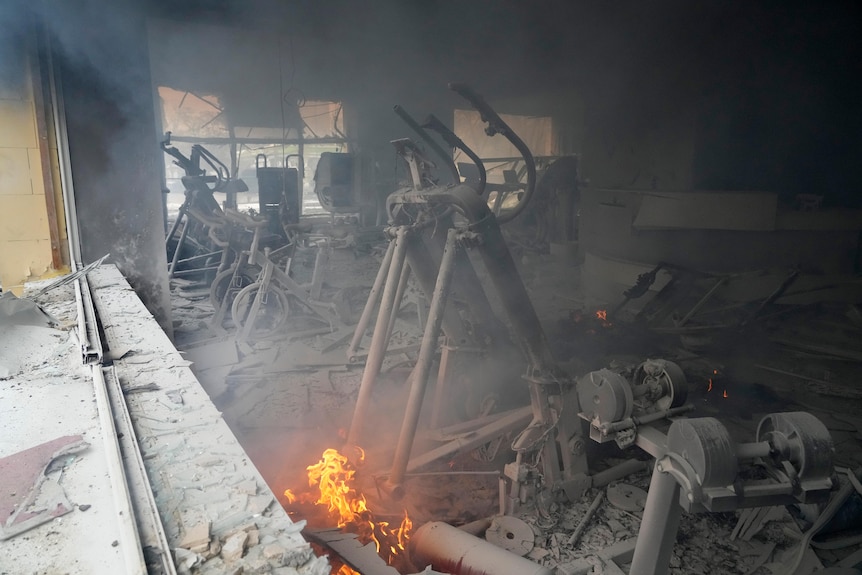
(160, 86, 862, 575)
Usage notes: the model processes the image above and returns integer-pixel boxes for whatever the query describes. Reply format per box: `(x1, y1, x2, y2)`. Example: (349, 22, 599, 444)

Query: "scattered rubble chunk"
(263, 544, 285, 561)
(179, 521, 211, 550)
(222, 531, 249, 562)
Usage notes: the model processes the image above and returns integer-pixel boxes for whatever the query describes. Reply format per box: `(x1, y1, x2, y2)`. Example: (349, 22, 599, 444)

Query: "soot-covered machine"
(344, 84, 836, 575)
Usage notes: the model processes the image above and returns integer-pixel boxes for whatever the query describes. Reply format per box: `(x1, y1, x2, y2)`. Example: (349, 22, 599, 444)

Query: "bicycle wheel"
(209, 265, 258, 312)
(231, 282, 291, 339)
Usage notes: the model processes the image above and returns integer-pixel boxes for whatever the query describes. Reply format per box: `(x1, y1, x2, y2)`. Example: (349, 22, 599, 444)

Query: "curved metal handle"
(422, 114, 487, 197)
(449, 83, 537, 223)
(393, 105, 461, 186)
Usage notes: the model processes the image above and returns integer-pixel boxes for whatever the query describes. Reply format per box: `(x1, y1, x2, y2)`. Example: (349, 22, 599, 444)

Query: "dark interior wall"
(691, 3, 862, 204)
(43, 0, 172, 332)
(144, 0, 862, 205)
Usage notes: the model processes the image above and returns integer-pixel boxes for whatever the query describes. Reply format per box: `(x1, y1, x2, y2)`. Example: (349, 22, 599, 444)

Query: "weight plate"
(485, 515, 535, 556)
(607, 483, 648, 512)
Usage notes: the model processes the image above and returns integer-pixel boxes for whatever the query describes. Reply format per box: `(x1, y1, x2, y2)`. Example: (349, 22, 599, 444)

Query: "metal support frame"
(346, 226, 411, 446)
(628, 464, 683, 575)
(348, 239, 396, 361)
(386, 228, 459, 494)
(626, 413, 834, 575)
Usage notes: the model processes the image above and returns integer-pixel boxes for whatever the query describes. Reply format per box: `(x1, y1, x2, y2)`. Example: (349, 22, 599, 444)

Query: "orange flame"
(287, 448, 412, 570)
(723, 390, 728, 398)
(595, 309, 613, 327)
(707, 379, 713, 392)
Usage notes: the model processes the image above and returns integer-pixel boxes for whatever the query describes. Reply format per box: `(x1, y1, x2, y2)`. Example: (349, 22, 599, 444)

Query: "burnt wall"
(53, 1, 172, 333)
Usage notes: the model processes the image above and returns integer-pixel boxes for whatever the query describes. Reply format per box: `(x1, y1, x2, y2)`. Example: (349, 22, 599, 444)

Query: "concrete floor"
(169, 238, 862, 574)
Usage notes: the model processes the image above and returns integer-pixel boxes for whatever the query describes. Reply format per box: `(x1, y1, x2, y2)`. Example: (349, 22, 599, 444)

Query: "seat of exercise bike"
(282, 221, 313, 234)
(223, 208, 268, 228)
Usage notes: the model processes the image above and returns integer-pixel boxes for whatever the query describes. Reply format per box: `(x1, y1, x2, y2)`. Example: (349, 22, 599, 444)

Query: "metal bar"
(310, 245, 328, 300)
(567, 490, 604, 545)
(427, 405, 512, 439)
(429, 345, 454, 429)
(629, 463, 684, 575)
(165, 205, 185, 247)
(77, 274, 102, 364)
(168, 219, 190, 278)
(678, 276, 726, 326)
(168, 135, 350, 145)
(405, 406, 533, 474)
(346, 226, 409, 446)
(591, 459, 650, 488)
(74, 275, 89, 358)
(384, 262, 411, 341)
(102, 366, 176, 575)
(90, 365, 147, 574)
(170, 266, 220, 276)
(404, 235, 470, 346)
(176, 250, 222, 265)
(237, 261, 274, 343)
(388, 228, 459, 490)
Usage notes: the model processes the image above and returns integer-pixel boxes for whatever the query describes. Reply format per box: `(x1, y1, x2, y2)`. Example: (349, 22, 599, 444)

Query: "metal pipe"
(388, 228, 459, 491)
(346, 226, 409, 446)
(347, 238, 395, 360)
(309, 244, 328, 300)
(393, 105, 461, 185)
(168, 219, 190, 278)
(736, 441, 771, 460)
(165, 207, 185, 247)
(567, 490, 604, 545)
(171, 266, 220, 276)
(410, 521, 553, 575)
(629, 463, 684, 575)
(176, 250, 222, 265)
(405, 406, 533, 475)
(384, 262, 411, 342)
(591, 458, 651, 488)
(601, 404, 695, 435)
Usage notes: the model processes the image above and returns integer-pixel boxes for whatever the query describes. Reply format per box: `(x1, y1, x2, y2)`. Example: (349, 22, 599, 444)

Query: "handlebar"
(448, 83, 537, 223)
(393, 105, 461, 186)
(160, 132, 229, 192)
(422, 113, 487, 197)
(222, 208, 269, 229)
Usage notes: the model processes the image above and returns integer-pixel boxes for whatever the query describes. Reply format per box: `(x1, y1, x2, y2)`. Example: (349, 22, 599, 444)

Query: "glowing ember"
(594, 309, 613, 327)
(723, 389, 728, 398)
(285, 448, 412, 570)
(707, 379, 713, 392)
